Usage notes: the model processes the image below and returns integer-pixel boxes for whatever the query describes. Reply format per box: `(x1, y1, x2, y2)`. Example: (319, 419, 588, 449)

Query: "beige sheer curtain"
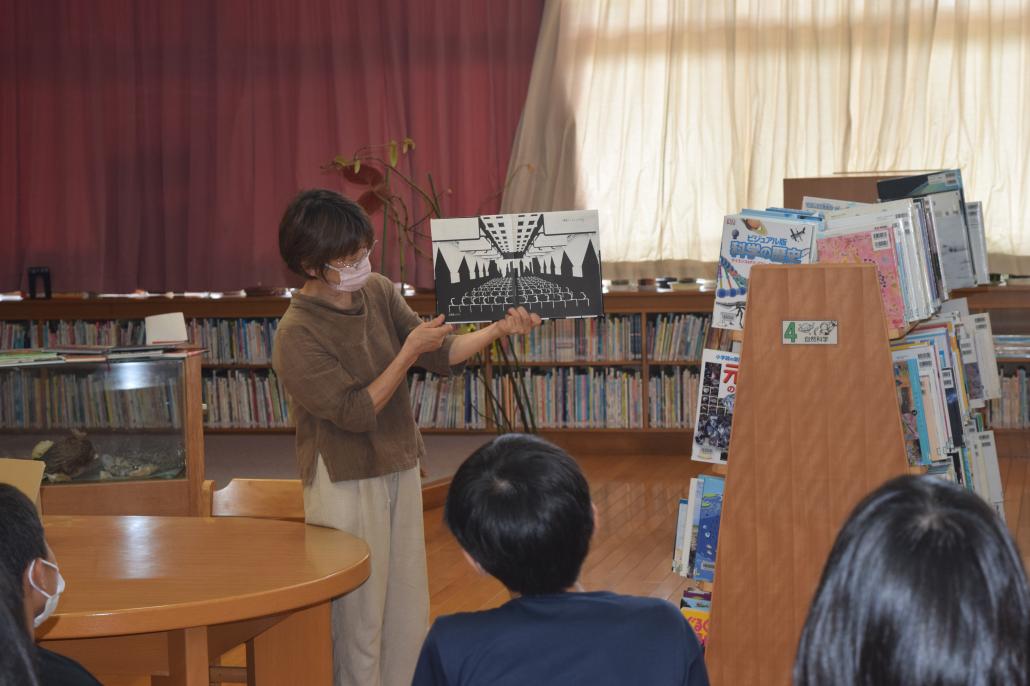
(502, 0, 1030, 280)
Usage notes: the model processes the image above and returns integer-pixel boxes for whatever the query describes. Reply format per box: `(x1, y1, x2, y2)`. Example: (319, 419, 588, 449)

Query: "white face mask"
(29, 558, 65, 628)
(324, 255, 372, 292)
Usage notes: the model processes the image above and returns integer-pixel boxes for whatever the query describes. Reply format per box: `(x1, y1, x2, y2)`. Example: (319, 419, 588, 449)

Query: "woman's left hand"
(495, 306, 542, 336)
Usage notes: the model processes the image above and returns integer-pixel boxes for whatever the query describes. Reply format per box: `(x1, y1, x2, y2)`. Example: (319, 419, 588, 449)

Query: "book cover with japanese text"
(713, 212, 818, 330)
(692, 475, 725, 582)
(691, 349, 740, 464)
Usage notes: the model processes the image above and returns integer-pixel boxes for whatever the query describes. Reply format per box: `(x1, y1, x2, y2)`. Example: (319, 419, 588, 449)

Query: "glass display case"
(0, 355, 204, 515)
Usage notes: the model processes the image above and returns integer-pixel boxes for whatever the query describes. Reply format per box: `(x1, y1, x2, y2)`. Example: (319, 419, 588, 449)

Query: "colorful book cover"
(892, 342, 949, 460)
(904, 323, 966, 449)
(713, 212, 818, 330)
(817, 226, 906, 332)
(893, 358, 931, 465)
(692, 475, 725, 582)
(680, 603, 711, 647)
(691, 349, 740, 464)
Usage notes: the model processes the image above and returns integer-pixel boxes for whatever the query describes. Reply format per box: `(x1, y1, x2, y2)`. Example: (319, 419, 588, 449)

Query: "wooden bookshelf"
(2, 285, 1021, 455)
(961, 286, 1030, 457)
(0, 291, 714, 453)
(705, 264, 911, 684)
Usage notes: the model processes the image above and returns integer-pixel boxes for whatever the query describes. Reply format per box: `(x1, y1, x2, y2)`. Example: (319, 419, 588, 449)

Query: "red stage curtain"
(0, 0, 544, 292)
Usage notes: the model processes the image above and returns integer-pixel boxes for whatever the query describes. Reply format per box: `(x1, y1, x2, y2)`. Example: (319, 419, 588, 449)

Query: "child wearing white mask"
(28, 554, 65, 628)
(0, 484, 101, 686)
(273, 189, 541, 686)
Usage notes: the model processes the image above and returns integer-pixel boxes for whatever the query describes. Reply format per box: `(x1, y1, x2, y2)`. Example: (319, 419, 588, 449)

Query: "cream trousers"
(303, 457, 429, 686)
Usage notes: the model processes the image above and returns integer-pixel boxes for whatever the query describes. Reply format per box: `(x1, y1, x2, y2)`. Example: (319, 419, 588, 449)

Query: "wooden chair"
(201, 478, 306, 684)
(201, 478, 305, 521)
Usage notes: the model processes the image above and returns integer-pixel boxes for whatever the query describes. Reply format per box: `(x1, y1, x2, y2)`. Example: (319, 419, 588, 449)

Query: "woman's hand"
(494, 307, 543, 336)
(403, 315, 454, 357)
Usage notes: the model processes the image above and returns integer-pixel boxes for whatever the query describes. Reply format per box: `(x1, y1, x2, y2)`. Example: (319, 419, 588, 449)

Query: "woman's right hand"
(403, 315, 454, 357)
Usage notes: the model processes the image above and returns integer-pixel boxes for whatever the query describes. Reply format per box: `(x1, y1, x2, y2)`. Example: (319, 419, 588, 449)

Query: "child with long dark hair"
(795, 475, 1030, 686)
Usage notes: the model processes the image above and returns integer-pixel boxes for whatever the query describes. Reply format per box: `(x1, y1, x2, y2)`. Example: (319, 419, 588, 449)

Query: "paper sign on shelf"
(145, 312, 188, 345)
(782, 320, 838, 345)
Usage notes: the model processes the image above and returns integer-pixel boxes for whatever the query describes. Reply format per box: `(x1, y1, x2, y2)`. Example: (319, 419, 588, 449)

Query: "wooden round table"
(38, 515, 370, 686)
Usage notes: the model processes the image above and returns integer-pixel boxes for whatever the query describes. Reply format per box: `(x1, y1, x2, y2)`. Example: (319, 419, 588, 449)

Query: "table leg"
(246, 602, 332, 686)
(152, 627, 209, 686)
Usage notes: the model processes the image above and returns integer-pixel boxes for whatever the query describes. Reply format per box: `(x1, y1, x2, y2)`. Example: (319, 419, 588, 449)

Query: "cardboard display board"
(704, 264, 910, 685)
(782, 174, 898, 210)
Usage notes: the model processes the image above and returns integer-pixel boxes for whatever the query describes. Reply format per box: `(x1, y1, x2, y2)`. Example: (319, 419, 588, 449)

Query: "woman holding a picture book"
(272, 189, 541, 686)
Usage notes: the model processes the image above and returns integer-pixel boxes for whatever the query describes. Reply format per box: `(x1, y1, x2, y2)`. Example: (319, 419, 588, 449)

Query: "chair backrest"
(203, 478, 305, 522)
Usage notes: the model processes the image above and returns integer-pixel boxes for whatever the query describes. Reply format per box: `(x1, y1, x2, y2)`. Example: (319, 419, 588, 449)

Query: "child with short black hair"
(413, 434, 709, 685)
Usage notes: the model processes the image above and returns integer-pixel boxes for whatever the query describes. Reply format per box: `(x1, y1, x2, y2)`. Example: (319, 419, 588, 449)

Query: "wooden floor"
(428, 453, 1030, 619)
(427, 453, 711, 619)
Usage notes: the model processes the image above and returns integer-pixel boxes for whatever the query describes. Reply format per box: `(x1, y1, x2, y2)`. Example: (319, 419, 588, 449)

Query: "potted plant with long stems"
(326, 140, 538, 434)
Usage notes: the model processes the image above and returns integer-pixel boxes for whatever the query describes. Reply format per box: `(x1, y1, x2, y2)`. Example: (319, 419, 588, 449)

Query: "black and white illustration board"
(430, 210, 603, 323)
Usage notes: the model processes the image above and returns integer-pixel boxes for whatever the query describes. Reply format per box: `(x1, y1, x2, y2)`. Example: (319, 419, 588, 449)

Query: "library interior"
(3, 2, 1030, 686)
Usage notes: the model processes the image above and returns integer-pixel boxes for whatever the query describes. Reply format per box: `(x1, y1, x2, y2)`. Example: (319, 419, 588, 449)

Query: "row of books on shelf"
(4, 315, 720, 366)
(410, 367, 702, 430)
(500, 315, 643, 362)
(0, 320, 141, 350)
(994, 335, 1030, 360)
(647, 314, 707, 361)
(889, 301, 1004, 518)
(0, 372, 181, 430)
(0, 318, 272, 365)
(671, 475, 729, 646)
(713, 169, 990, 336)
(188, 318, 278, 364)
(0, 321, 37, 349)
(39, 319, 145, 348)
(671, 474, 724, 648)
(202, 369, 291, 429)
(649, 367, 699, 428)
(988, 369, 1030, 429)
(672, 474, 724, 582)
(199, 366, 693, 431)
(490, 367, 645, 429)
(890, 301, 1000, 470)
(409, 371, 488, 430)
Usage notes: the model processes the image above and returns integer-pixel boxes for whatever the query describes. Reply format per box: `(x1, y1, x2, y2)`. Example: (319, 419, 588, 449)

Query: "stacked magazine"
(890, 298, 1004, 518)
(803, 170, 991, 336)
(703, 171, 1003, 515)
(814, 198, 938, 333)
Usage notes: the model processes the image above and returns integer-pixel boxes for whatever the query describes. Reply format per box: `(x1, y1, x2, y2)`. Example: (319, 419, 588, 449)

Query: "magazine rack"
(704, 264, 910, 684)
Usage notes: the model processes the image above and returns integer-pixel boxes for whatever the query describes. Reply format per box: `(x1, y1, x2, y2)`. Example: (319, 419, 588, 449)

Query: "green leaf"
(353, 159, 361, 174)
(388, 140, 399, 167)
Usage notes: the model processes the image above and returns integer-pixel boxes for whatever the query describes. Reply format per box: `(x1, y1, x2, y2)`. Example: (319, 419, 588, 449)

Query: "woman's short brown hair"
(278, 189, 375, 280)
